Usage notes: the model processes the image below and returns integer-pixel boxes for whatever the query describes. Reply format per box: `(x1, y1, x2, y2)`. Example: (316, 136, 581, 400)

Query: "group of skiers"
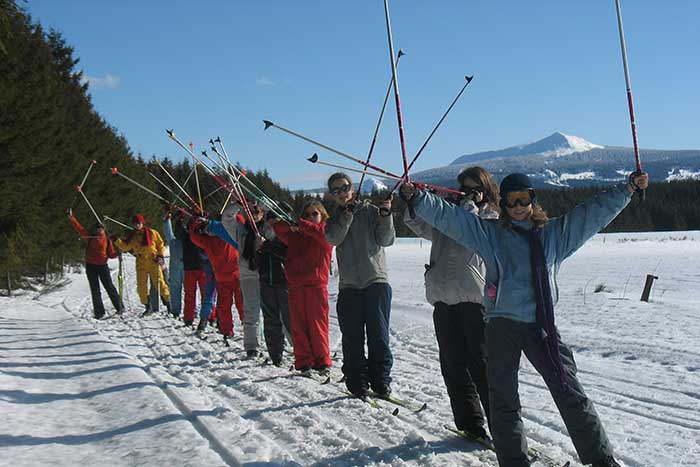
(69, 168, 649, 467)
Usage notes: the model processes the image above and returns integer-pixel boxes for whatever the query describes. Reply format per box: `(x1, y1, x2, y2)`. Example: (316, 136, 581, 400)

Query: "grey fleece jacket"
(221, 203, 259, 281)
(404, 200, 498, 306)
(325, 200, 395, 290)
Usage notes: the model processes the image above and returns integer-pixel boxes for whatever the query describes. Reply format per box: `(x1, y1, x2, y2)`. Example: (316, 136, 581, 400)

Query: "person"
(67, 209, 124, 319)
(400, 172, 649, 467)
(163, 210, 184, 318)
(274, 200, 333, 375)
(325, 172, 395, 398)
(221, 202, 264, 359)
(166, 211, 211, 327)
(403, 167, 498, 441)
(114, 214, 171, 316)
(188, 217, 243, 344)
(256, 211, 293, 366)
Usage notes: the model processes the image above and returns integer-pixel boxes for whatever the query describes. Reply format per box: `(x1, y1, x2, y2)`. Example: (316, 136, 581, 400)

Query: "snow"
(2, 232, 700, 467)
(359, 177, 389, 194)
(666, 168, 700, 182)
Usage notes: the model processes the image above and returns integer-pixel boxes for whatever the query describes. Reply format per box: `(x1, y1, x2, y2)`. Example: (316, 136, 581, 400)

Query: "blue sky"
(27, 1, 700, 189)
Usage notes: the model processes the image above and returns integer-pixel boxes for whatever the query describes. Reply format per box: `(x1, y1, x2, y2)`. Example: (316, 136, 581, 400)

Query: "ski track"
(13, 235, 700, 466)
(70, 292, 486, 466)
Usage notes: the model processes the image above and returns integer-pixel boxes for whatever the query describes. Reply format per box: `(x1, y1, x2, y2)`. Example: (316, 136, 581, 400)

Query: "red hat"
(132, 214, 145, 225)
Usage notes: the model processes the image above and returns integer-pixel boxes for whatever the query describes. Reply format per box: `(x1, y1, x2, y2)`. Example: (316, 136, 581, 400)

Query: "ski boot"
(141, 304, 153, 317)
(195, 319, 207, 338)
(592, 456, 621, 467)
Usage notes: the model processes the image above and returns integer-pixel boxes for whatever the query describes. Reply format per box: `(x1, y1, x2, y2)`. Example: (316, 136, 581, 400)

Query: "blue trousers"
(336, 282, 393, 395)
(200, 261, 217, 320)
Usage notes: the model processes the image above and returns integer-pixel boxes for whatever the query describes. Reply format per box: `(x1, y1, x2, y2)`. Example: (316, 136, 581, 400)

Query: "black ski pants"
(260, 280, 292, 364)
(336, 282, 393, 395)
(85, 263, 123, 318)
(433, 301, 490, 432)
(486, 318, 613, 467)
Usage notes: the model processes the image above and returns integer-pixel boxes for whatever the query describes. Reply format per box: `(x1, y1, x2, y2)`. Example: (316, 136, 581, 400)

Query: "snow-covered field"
(1, 231, 699, 467)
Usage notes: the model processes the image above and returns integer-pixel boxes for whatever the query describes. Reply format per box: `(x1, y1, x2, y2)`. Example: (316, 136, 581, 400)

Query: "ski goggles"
(329, 183, 352, 196)
(504, 190, 534, 208)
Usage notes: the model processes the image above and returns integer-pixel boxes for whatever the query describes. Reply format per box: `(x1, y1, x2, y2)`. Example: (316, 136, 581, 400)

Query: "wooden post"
(6, 271, 11, 297)
(640, 274, 658, 302)
(44, 260, 49, 284)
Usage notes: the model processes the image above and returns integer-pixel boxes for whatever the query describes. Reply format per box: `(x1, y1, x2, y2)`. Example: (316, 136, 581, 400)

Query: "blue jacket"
(409, 185, 633, 323)
(163, 218, 183, 274)
(206, 220, 240, 251)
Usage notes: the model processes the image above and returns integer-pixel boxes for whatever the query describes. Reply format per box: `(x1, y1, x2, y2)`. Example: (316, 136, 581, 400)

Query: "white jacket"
(404, 200, 498, 306)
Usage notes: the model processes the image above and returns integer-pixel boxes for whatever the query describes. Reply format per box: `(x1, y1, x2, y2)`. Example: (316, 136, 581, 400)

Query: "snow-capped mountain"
(358, 176, 388, 194)
(410, 132, 700, 189)
(451, 132, 604, 165)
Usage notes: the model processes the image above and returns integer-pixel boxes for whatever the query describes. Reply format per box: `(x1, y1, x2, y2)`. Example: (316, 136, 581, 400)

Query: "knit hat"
(499, 173, 533, 196)
(132, 214, 145, 225)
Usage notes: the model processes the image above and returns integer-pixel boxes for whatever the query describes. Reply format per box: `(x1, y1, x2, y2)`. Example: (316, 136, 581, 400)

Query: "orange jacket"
(69, 216, 118, 266)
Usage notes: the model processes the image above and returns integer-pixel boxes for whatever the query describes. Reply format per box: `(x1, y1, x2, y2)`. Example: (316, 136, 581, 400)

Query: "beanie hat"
(499, 173, 533, 196)
(126, 214, 152, 247)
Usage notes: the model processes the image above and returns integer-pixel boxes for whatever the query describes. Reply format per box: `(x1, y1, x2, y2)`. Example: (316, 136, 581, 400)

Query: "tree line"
(1, 1, 697, 289)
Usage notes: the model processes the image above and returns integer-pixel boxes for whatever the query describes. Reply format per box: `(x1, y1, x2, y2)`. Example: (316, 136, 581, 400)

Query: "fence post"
(6, 271, 11, 297)
(44, 259, 49, 284)
(640, 274, 658, 302)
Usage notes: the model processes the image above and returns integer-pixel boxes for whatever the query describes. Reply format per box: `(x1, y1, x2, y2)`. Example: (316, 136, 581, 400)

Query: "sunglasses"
(330, 183, 352, 196)
(303, 211, 321, 218)
(504, 190, 534, 208)
(460, 186, 483, 197)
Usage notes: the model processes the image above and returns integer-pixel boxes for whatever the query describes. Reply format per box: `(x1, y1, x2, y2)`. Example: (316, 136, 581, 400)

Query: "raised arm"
(162, 217, 175, 245)
(548, 184, 633, 261)
(298, 219, 330, 246)
(206, 220, 240, 251)
(325, 207, 353, 246)
(405, 188, 495, 260)
(68, 215, 90, 239)
(372, 206, 395, 247)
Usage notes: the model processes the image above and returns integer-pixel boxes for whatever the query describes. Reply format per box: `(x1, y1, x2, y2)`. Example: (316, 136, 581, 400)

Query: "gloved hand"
(156, 256, 165, 267)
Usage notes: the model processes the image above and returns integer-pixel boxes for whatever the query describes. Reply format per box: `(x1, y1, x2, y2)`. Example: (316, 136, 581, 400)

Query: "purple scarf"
(512, 225, 570, 392)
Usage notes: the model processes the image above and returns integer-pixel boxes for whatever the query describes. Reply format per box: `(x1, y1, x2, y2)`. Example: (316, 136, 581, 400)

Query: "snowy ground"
(1, 231, 699, 467)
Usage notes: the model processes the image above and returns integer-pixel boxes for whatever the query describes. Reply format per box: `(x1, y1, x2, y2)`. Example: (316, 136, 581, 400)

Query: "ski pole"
(614, 0, 645, 199)
(263, 120, 405, 181)
(307, 154, 462, 196)
(309, 154, 394, 180)
(110, 167, 170, 204)
(210, 141, 294, 223)
(70, 159, 97, 209)
(390, 75, 474, 193)
(357, 48, 405, 196)
(189, 141, 204, 209)
(383, 0, 410, 181)
(204, 184, 226, 199)
(148, 171, 192, 209)
(155, 159, 201, 211)
(103, 215, 134, 230)
(74, 185, 103, 226)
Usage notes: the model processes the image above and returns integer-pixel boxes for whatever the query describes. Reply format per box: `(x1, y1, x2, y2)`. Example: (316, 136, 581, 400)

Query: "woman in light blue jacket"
(401, 172, 648, 467)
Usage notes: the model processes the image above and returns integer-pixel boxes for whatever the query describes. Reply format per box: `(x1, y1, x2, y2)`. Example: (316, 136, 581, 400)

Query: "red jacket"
(69, 216, 118, 266)
(274, 220, 332, 288)
(189, 222, 240, 282)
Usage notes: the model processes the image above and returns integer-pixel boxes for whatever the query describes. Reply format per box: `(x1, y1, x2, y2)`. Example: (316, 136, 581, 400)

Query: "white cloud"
(256, 76, 275, 87)
(81, 73, 120, 89)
